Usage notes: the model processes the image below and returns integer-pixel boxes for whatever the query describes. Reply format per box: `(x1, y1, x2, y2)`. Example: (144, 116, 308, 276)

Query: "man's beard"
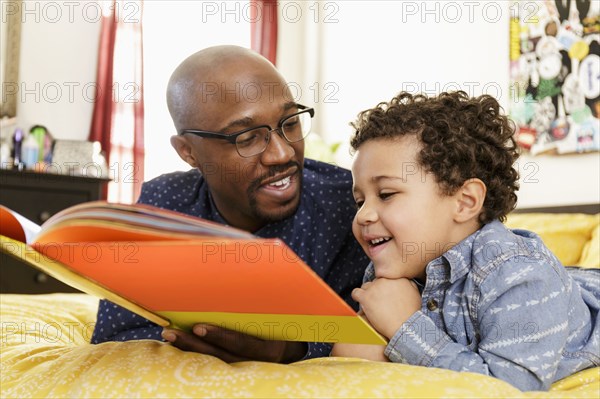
(246, 162, 303, 224)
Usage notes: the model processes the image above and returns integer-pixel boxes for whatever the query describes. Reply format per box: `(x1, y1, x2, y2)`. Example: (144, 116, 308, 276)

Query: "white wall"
(12, 0, 101, 140)
(142, 0, 250, 182)
(9, 0, 600, 210)
(279, 1, 511, 145)
(278, 0, 599, 209)
(516, 152, 600, 208)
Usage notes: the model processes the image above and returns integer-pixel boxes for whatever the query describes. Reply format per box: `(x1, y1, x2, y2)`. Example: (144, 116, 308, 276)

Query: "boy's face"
(351, 136, 459, 281)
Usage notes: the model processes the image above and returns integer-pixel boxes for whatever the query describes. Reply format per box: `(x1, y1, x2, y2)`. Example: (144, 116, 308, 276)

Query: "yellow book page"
(160, 311, 387, 344)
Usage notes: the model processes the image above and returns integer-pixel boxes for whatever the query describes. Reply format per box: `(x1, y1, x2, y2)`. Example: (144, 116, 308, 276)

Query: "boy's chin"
(373, 265, 420, 281)
(373, 267, 405, 280)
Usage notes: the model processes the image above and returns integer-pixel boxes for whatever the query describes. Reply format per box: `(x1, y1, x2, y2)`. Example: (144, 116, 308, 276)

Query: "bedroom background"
(1, 0, 599, 211)
(1, 3, 599, 397)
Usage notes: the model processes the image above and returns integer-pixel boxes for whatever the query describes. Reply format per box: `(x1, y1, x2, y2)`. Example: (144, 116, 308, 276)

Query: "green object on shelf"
(30, 126, 47, 162)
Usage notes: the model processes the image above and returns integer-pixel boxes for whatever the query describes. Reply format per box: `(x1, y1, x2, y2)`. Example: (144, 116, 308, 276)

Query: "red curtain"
(89, 0, 144, 203)
(250, 0, 278, 65)
(89, 4, 117, 166)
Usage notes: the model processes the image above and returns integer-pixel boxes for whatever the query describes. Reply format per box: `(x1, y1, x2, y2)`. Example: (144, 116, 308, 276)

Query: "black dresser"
(0, 169, 109, 293)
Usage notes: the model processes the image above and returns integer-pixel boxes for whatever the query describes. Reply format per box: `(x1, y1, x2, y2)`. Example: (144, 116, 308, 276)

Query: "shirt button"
(427, 298, 438, 311)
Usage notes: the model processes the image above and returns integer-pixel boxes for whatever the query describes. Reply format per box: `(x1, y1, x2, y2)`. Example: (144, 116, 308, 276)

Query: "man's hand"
(161, 324, 307, 363)
(352, 278, 421, 339)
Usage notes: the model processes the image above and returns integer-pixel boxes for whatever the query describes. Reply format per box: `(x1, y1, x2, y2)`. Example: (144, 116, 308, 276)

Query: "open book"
(0, 202, 385, 345)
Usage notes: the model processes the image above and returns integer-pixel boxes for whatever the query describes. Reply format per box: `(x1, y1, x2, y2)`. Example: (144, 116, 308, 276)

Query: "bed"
(1, 211, 599, 398)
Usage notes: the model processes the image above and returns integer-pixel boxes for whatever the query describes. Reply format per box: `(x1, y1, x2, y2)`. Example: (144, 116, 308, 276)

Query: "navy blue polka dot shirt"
(91, 159, 369, 359)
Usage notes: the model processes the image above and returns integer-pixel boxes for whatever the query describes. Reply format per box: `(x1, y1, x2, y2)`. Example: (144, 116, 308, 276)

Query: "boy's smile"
(362, 233, 393, 259)
(351, 136, 462, 281)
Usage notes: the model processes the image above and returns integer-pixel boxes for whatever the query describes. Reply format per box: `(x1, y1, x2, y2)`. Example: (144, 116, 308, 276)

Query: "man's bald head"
(166, 45, 287, 132)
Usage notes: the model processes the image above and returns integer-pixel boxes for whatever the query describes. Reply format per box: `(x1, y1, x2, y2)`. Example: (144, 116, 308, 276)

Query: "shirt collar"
(439, 232, 477, 283)
(205, 189, 230, 226)
(433, 221, 505, 283)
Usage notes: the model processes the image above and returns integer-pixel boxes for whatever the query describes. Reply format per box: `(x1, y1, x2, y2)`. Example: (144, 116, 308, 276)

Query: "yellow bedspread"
(1, 213, 599, 398)
(1, 294, 598, 398)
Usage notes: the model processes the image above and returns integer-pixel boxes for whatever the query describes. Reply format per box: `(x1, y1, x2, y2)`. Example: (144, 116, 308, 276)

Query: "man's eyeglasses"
(179, 104, 314, 158)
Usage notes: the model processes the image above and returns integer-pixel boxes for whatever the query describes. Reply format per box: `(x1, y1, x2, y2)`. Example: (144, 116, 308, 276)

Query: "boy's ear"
(453, 178, 486, 223)
(170, 135, 198, 168)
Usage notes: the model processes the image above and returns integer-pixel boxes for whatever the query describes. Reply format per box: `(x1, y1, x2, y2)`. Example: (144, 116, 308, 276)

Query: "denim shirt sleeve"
(384, 254, 574, 392)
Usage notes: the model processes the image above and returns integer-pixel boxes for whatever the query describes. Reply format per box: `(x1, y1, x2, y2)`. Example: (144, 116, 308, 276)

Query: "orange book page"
(2, 236, 384, 344)
(40, 201, 252, 239)
(34, 221, 217, 243)
(0, 235, 169, 327)
(33, 239, 357, 316)
(0, 207, 26, 243)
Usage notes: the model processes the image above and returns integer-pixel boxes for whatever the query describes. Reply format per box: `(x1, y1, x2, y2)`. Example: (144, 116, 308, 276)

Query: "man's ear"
(170, 135, 198, 168)
(453, 178, 486, 223)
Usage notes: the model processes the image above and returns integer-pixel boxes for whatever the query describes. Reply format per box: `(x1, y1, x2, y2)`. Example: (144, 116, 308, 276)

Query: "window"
(143, 1, 250, 180)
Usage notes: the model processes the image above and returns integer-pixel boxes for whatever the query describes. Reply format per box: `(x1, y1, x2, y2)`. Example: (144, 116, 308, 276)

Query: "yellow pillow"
(1, 294, 599, 398)
(579, 224, 600, 268)
(505, 213, 599, 266)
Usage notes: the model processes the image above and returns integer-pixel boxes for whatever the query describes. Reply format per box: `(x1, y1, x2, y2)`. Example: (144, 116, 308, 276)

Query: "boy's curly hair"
(350, 91, 520, 224)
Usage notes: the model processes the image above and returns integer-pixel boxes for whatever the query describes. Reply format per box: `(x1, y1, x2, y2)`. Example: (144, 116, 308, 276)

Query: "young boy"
(332, 91, 599, 391)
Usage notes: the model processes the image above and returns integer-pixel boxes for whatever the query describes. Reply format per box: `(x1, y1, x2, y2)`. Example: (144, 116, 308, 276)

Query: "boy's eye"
(379, 192, 396, 200)
(354, 200, 364, 209)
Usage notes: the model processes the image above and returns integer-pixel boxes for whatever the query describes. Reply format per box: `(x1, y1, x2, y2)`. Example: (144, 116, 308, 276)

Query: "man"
(92, 45, 368, 363)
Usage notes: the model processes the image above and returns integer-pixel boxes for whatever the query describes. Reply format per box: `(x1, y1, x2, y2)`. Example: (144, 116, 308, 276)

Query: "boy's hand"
(161, 325, 306, 363)
(352, 278, 421, 339)
(330, 310, 389, 362)
(331, 342, 389, 362)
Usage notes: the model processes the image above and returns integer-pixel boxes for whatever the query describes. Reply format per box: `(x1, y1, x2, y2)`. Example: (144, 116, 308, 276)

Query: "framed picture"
(509, 0, 599, 155)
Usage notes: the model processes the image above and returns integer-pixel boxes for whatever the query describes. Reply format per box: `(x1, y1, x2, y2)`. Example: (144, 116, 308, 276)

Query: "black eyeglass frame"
(178, 104, 315, 152)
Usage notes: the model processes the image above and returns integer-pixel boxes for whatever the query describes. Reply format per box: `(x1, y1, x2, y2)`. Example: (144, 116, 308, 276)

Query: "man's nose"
(260, 129, 295, 165)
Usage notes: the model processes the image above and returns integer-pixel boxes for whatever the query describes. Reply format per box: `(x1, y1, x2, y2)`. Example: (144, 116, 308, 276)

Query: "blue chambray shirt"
(91, 159, 369, 359)
(362, 220, 599, 391)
